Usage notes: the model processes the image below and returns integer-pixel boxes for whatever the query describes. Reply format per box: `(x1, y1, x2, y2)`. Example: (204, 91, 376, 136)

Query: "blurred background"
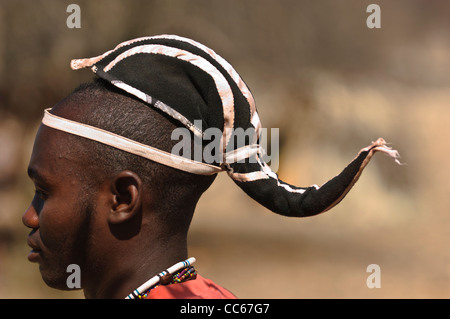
(0, 0, 449, 298)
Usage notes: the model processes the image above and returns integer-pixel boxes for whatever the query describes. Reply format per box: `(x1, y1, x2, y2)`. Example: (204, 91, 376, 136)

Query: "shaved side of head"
(51, 78, 216, 236)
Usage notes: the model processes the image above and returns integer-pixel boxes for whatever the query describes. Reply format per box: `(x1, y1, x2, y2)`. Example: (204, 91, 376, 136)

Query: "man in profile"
(23, 35, 399, 299)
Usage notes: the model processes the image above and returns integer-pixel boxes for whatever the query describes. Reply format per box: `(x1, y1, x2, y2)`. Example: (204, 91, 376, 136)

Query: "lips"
(27, 237, 42, 263)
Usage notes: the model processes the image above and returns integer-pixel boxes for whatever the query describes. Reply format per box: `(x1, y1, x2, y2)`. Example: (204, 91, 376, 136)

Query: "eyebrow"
(27, 167, 48, 185)
(27, 167, 37, 180)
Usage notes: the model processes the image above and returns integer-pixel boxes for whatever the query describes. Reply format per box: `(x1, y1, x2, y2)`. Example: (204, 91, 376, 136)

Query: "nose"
(22, 203, 39, 229)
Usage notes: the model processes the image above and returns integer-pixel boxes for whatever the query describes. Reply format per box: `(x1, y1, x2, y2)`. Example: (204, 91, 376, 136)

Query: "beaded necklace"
(125, 257, 197, 299)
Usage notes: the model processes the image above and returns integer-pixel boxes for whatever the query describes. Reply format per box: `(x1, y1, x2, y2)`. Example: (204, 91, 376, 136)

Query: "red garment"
(146, 275, 236, 299)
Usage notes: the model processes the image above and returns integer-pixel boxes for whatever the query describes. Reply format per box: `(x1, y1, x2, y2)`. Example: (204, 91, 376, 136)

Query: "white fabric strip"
(227, 151, 315, 194)
(71, 48, 115, 70)
(110, 80, 203, 138)
(41, 109, 223, 176)
(145, 35, 262, 137)
(102, 44, 235, 158)
(227, 170, 270, 182)
(71, 34, 261, 146)
(41, 109, 264, 176)
(223, 144, 263, 164)
(151, 35, 261, 134)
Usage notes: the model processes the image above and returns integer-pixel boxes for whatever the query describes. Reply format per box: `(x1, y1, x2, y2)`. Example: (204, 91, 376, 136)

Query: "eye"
(35, 189, 49, 201)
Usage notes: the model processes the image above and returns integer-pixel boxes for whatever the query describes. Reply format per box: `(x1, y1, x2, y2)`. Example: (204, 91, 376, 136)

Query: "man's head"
(23, 78, 216, 293)
(23, 34, 399, 298)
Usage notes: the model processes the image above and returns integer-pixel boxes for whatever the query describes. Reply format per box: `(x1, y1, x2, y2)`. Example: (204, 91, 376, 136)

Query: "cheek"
(40, 207, 79, 253)
(38, 196, 93, 287)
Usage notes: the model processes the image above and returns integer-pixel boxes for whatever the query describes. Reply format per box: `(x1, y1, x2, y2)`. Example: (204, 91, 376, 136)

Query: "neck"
(82, 234, 188, 299)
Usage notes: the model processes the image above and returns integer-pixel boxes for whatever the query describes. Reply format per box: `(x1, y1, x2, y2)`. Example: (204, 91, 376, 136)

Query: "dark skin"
(23, 99, 188, 299)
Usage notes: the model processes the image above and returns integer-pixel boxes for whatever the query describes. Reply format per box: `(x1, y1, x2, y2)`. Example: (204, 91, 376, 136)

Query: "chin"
(39, 265, 81, 291)
(42, 276, 82, 291)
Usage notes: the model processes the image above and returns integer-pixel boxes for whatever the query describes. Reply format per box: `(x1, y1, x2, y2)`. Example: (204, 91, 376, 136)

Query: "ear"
(108, 170, 143, 224)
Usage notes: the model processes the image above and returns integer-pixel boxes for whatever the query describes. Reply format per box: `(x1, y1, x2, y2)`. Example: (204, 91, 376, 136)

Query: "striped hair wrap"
(43, 34, 401, 217)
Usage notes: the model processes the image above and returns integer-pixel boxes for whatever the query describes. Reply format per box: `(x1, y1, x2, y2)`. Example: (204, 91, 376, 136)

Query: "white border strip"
(41, 109, 222, 176)
(102, 44, 235, 157)
(111, 34, 262, 136)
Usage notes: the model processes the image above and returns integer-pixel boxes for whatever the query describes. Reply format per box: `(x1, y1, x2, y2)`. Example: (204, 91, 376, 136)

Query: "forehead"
(28, 124, 86, 184)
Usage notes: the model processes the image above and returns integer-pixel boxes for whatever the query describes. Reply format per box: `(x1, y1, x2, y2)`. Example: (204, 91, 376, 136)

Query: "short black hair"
(55, 78, 216, 235)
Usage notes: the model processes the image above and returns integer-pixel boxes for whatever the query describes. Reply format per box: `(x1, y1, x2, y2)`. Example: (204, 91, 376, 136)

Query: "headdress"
(42, 35, 400, 217)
